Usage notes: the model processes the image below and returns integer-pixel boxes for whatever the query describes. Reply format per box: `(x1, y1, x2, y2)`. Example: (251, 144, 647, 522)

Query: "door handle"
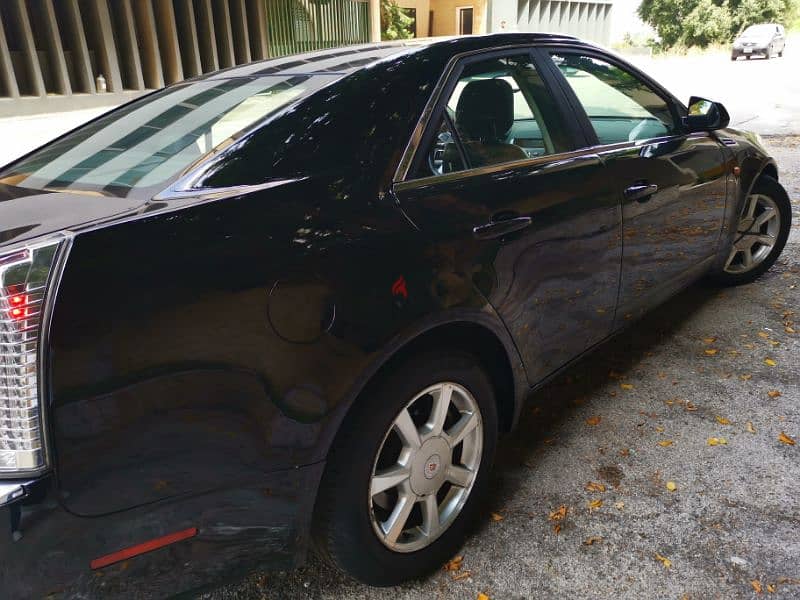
(473, 216, 532, 240)
(624, 183, 659, 202)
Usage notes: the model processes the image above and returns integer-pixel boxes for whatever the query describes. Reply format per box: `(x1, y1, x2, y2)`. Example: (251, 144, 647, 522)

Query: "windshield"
(0, 75, 337, 198)
(742, 24, 775, 36)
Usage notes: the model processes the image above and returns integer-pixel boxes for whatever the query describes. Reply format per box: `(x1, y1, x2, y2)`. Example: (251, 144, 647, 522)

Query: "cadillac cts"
(0, 34, 791, 597)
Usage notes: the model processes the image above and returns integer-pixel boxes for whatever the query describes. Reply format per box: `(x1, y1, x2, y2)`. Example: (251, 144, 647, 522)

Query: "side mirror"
(684, 96, 730, 132)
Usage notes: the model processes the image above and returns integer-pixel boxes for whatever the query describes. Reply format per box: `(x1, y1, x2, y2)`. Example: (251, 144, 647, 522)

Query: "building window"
(457, 7, 473, 35)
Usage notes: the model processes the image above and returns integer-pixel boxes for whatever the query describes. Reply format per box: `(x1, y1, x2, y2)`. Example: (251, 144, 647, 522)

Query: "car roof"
(196, 33, 583, 80)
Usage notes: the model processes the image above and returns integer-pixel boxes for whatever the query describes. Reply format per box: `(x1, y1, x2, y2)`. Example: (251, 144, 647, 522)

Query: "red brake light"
(8, 293, 29, 320)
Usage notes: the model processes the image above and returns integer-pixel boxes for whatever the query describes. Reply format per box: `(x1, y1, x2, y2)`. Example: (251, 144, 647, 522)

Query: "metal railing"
(267, 0, 371, 57)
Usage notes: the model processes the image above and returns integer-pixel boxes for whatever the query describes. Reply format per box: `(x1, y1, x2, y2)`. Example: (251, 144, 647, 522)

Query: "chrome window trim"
(393, 43, 555, 184)
(394, 148, 600, 192)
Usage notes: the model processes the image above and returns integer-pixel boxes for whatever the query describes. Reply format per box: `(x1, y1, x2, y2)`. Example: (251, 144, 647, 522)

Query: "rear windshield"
(0, 75, 337, 198)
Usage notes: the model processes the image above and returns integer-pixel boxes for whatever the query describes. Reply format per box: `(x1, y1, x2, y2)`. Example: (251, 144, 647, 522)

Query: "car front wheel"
(711, 175, 791, 286)
(313, 351, 498, 585)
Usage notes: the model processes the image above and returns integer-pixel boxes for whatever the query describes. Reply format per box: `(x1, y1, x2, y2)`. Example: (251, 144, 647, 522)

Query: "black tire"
(313, 351, 498, 586)
(730, 54, 737, 61)
(746, 55, 752, 60)
(710, 175, 791, 286)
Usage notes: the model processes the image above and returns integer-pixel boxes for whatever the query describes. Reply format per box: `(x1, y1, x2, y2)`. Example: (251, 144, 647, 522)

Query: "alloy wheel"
(724, 193, 781, 274)
(368, 382, 483, 552)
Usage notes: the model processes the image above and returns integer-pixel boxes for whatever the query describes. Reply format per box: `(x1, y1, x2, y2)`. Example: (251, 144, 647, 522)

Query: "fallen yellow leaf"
(452, 570, 472, 581)
(490, 512, 504, 522)
(786, 326, 796, 334)
(685, 402, 698, 412)
(553, 523, 561, 535)
(752, 580, 763, 594)
(655, 553, 672, 569)
(707, 437, 728, 446)
(758, 332, 770, 339)
(778, 432, 796, 446)
(549, 505, 567, 521)
(768, 390, 782, 398)
(746, 421, 756, 434)
(620, 383, 634, 390)
(478, 593, 491, 600)
(658, 440, 674, 447)
(586, 416, 601, 426)
(444, 556, 464, 572)
(764, 358, 777, 367)
(702, 337, 716, 344)
(716, 416, 731, 425)
(583, 536, 602, 545)
(767, 583, 776, 593)
(656, 425, 665, 432)
(585, 481, 606, 493)
(588, 499, 603, 511)
(666, 481, 677, 492)
(740, 374, 753, 381)
(704, 349, 718, 356)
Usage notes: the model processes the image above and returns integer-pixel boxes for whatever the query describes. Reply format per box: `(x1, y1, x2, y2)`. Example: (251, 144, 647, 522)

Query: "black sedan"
(0, 34, 791, 597)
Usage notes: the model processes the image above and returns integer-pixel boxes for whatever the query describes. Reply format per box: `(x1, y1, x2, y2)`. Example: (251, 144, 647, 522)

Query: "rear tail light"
(1, 236, 70, 474)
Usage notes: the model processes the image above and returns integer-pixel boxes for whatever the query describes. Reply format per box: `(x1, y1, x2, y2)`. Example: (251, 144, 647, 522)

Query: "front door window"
(549, 53, 679, 144)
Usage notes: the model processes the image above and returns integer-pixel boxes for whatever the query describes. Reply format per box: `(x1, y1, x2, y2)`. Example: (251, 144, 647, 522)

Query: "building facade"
(0, 0, 375, 117)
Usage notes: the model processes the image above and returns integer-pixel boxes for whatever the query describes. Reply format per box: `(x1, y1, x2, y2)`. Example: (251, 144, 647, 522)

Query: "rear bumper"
(0, 462, 325, 598)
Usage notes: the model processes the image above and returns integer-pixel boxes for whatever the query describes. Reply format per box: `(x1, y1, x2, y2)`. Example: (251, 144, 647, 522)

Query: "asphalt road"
(205, 137, 800, 599)
(623, 36, 800, 136)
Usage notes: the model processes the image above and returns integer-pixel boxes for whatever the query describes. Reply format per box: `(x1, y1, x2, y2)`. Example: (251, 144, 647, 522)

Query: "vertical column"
(9, 0, 45, 97)
(0, 10, 20, 98)
(197, 0, 220, 72)
(154, 0, 184, 84)
(62, 0, 95, 93)
(230, 0, 252, 64)
(369, 0, 380, 42)
(212, 0, 236, 68)
(246, 0, 269, 60)
(175, 0, 202, 76)
(116, 0, 145, 89)
(132, 0, 164, 88)
(36, 0, 72, 95)
(86, 0, 123, 92)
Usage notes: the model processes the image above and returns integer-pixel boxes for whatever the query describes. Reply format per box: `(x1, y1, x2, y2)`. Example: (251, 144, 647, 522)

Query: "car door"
(542, 49, 728, 325)
(392, 50, 622, 384)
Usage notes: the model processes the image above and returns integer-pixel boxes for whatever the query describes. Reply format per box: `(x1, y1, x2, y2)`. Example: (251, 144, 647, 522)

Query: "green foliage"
(638, 0, 794, 48)
(381, 0, 414, 40)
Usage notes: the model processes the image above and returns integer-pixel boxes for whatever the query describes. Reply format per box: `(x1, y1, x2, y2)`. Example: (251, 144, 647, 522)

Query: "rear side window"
(550, 53, 678, 145)
(0, 75, 337, 197)
(412, 53, 571, 179)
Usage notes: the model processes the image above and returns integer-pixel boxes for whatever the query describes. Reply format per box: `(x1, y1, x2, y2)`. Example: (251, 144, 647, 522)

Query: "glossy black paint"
(0, 34, 780, 597)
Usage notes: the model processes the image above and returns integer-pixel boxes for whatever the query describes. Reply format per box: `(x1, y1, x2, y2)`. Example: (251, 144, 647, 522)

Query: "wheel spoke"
(382, 492, 416, 544)
(754, 207, 777, 228)
(724, 247, 738, 270)
(446, 465, 473, 488)
(371, 465, 410, 497)
(427, 384, 453, 437)
(745, 195, 758, 219)
(742, 247, 754, 268)
(446, 411, 479, 447)
(394, 408, 422, 449)
(421, 494, 440, 537)
(753, 233, 776, 247)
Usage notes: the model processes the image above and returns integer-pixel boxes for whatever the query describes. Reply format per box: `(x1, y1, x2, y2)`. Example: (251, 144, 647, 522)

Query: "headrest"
(455, 79, 515, 142)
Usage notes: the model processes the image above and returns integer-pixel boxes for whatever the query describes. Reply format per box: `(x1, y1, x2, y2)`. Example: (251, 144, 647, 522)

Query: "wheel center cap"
(409, 438, 450, 495)
(424, 454, 441, 479)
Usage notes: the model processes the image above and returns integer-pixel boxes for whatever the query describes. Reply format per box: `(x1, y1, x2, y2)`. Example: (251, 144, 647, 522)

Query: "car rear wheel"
(710, 175, 791, 286)
(313, 351, 498, 585)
